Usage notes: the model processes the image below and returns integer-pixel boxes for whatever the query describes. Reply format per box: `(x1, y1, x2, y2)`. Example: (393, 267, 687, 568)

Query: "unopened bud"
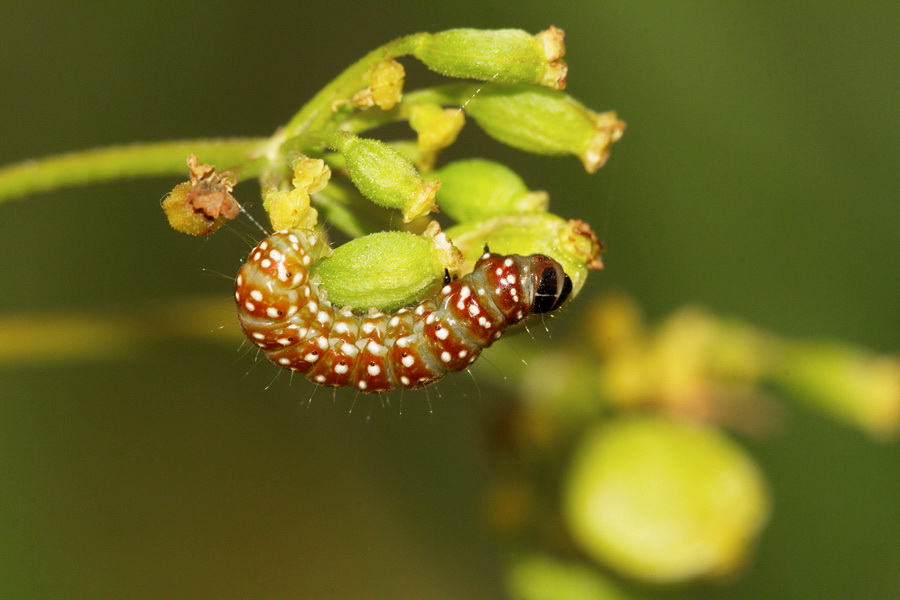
(413, 27, 567, 90)
(464, 86, 625, 172)
(409, 104, 465, 169)
(352, 59, 405, 110)
(263, 156, 330, 231)
(312, 223, 461, 311)
(427, 158, 548, 222)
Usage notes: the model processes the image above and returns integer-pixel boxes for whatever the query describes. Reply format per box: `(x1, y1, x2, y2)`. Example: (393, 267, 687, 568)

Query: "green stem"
(281, 34, 426, 138)
(0, 137, 268, 204)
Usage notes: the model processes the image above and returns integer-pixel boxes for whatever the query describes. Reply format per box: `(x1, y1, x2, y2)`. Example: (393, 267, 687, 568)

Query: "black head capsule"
(531, 256, 573, 314)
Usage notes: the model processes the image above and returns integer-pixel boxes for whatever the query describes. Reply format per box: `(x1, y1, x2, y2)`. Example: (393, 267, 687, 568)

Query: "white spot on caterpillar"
(266, 307, 281, 318)
(396, 337, 409, 348)
(316, 311, 330, 324)
(269, 249, 283, 262)
(495, 267, 503, 276)
(259, 241, 269, 250)
(341, 343, 359, 357)
(261, 258, 272, 269)
(389, 316, 400, 327)
(236, 274, 243, 286)
(234, 291, 241, 301)
(334, 363, 349, 374)
(441, 285, 452, 295)
(366, 341, 387, 356)
(334, 321, 349, 334)
(503, 258, 513, 267)
(460, 286, 471, 299)
(440, 351, 451, 363)
(304, 352, 319, 362)
(244, 301, 256, 311)
(277, 338, 293, 346)
(302, 255, 311, 266)
(400, 376, 410, 386)
(250, 290, 264, 302)
(506, 274, 517, 285)
(425, 313, 436, 325)
(253, 252, 262, 261)
(401, 354, 415, 368)
(252, 332, 265, 340)
(357, 380, 367, 390)
(288, 234, 300, 244)
(435, 327, 449, 340)
(315, 374, 326, 383)
(307, 301, 318, 312)
(414, 305, 426, 316)
(467, 304, 480, 317)
(367, 363, 381, 376)
(278, 357, 290, 365)
(286, 305, 299, 317)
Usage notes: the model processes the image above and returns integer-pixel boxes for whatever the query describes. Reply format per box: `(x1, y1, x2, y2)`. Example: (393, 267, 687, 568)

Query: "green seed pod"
(773, 342, 900, 439)
(413, 27, 567, 90)
(312, 228, 459, 311)
(341, 135, 439, 222)
(426, 158, 548, 222)
(564, 416, 770, 583)
(446, 213, 603, 298)
(508, 555, 629, 600)
(463, 86, 625, 173)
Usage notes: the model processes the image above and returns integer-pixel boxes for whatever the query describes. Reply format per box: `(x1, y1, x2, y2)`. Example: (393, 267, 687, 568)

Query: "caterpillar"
(235, 229, 572, 393)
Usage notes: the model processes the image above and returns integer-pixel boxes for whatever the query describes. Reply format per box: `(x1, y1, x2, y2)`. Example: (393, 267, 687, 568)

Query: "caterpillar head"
(530, 255, 573, 313)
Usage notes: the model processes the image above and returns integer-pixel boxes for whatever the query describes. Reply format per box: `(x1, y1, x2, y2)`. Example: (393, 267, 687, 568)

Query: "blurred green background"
(1, 2, 897, 599)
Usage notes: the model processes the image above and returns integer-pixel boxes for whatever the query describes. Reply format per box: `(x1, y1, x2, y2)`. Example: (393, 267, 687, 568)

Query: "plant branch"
(0, 138, 268, 204)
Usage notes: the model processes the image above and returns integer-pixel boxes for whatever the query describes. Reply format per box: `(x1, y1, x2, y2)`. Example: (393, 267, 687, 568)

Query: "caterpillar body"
(235, 229, 572, 393)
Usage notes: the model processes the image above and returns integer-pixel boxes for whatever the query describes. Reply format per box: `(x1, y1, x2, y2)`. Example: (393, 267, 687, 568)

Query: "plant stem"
(0, 137, 267, 204)
(281, 34, 425, 138)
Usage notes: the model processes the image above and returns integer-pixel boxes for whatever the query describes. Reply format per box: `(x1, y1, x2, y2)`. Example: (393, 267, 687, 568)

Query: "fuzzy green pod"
(773, 342, 900, 439)
(341, 135, 439, 222)
(413, 27, 567, 90)
(564, 416, 770, 583)
(446, 213, 603, 298)
(463, 86, 625, 173)
(426, 159, 548, 222)
(311, 230, 457, 311)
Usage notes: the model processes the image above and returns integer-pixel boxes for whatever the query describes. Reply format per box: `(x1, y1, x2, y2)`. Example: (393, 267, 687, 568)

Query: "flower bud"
(426, 158, 548, 222)
(342, 135, 439, 222)
(464, 86, 625, 172)
(446, 213, 603, 297)
(263, 156, 330, 231)
(312, 224, 461, 311)
(352, 59, 405, 110)
(413, 27, 567, 90)
(161, 155, 239, 236)
(564, 416, 770, 583)
(408, 103, 465, 169)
